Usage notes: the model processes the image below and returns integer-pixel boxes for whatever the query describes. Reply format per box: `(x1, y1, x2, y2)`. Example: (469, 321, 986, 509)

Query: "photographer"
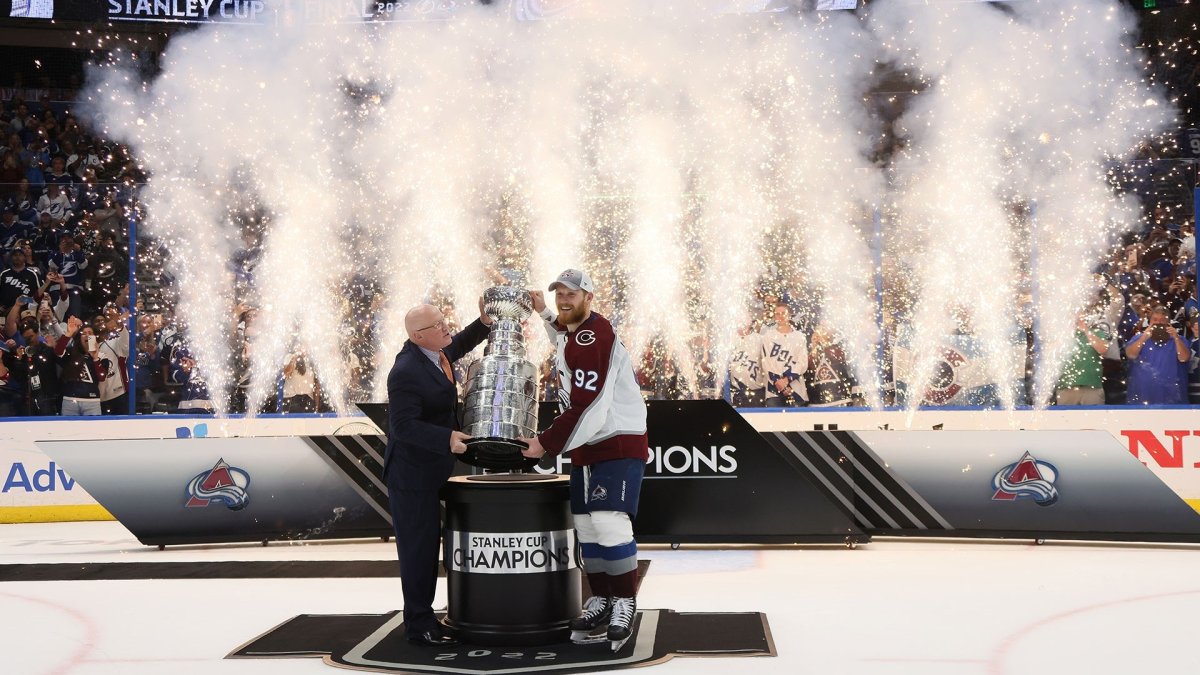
(282, 349, 318, 413)
(21, 316, 61, 416)
(1125, 306, 1190, 405)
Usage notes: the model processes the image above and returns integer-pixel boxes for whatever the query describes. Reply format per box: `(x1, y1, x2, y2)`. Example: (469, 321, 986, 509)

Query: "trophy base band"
(460, 437, 540, 471)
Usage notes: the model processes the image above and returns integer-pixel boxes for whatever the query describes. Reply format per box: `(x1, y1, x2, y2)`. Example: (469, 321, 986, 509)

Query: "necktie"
(439, 351, 454, 383)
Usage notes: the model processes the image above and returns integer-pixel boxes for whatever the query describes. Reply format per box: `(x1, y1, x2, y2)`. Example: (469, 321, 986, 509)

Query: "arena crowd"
(0, 69, 1197, 416)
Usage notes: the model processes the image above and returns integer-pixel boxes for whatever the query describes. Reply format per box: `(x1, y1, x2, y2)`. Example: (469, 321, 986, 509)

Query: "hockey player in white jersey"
(520, 269, 648, 652)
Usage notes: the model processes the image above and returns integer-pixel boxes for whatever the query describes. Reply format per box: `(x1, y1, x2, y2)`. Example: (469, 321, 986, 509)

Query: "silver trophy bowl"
(460, 286, 541, 471)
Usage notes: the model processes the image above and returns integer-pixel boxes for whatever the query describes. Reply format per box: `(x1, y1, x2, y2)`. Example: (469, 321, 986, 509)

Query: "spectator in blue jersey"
(21, 136, 47, 191)
(1120, 293, 1151, 342)
(1186, 308, 1200, 404)
(0, 206, 34, 251)
(54, 315, 103, 416)
(1125, 306, 1190, 405)
(1163, 273, 1194, 319)
(43, 155, 73, 193)
(75, 167, 113, 223)
(133, 313, 163, 413)
(7, 178, 37, 221)
(169, 343, 214, 414)
(0, 246, 41, 313)
(48, 231, 85, 286)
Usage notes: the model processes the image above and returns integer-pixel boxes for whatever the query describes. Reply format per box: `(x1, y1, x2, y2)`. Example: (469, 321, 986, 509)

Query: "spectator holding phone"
(0, 246, 42, 313)
(54, 315, 103, 416)
(1125, 306, 1190, 405)
(47, 233, 85, 318)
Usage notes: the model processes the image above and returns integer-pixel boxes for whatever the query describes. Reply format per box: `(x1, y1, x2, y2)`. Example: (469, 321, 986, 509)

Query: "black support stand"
(439, 474, 581, 646)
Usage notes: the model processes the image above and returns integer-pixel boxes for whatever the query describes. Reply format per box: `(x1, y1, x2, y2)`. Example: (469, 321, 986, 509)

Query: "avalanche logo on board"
(991, 452, 1059, 506)
(185, 458, 251, 510)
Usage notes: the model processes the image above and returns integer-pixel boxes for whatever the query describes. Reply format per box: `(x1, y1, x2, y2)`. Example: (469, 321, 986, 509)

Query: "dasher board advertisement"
(37, 436, 391, 545)
(764, 429, 1200, 542)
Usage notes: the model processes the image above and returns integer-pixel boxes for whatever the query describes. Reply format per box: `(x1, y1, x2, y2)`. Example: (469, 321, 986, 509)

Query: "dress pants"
(389, 487, 443, 634)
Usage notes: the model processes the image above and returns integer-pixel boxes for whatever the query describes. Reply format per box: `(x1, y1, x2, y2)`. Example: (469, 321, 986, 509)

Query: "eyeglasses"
(416, 319, 445, 333)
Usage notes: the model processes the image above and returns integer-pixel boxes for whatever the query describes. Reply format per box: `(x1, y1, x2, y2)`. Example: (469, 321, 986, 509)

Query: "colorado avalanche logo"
(186, 458, 251, 510)
(590, 485, 608, 502)
(575, 330, 596, 346)
(922, 348, 967, 405)
(992, 452, 1059, 506)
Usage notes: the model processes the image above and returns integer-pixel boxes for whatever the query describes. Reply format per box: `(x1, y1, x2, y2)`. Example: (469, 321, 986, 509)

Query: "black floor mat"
(229, 609, 775, 674)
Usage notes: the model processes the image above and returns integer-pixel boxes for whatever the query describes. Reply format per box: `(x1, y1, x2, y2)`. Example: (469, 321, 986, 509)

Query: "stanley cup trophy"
(459, 286, 541, 471)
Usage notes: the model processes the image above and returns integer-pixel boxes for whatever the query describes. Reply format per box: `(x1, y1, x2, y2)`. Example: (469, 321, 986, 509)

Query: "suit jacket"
(384, 318, 490, 491)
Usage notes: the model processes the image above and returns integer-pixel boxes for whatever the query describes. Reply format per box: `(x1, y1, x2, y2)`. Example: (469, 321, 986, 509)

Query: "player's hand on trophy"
(478, 295, 493, 326)
(529, 290, 546, 314)
(450, 430, 471, 454)
(519, 435, 546, 459)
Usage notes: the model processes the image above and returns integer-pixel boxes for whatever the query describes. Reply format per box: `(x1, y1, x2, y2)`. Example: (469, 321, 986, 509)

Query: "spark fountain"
(79, 0, 1171, 415)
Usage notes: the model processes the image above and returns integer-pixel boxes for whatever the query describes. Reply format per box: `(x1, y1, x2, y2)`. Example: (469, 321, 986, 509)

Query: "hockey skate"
(606, 597, 637, 652)
(569, 596, 612, 645)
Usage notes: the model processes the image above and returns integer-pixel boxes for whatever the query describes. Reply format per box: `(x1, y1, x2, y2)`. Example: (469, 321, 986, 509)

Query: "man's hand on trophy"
(478, 296, 494, 326)
(519, 435, 546, 459)
(450, 430, 471, 454)
(529, 290, 546, 314)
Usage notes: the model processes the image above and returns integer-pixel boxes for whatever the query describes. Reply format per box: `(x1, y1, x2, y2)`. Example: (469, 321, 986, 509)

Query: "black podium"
(440, 474, 581, 646)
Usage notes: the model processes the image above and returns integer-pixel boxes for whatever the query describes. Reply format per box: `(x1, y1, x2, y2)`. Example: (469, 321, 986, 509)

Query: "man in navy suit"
(387, 300, 491, 647)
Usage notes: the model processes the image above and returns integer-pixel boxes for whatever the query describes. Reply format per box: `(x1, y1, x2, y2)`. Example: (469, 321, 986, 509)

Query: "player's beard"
(558, 303, 588, 326)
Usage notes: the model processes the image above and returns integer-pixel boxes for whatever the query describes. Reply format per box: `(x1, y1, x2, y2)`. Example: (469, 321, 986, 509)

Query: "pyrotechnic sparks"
(74, 0, 1177, 413)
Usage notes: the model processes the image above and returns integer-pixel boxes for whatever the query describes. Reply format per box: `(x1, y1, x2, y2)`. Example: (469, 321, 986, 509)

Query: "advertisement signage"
(764, 429, 1200, 541)
(38, 435, 391, 544)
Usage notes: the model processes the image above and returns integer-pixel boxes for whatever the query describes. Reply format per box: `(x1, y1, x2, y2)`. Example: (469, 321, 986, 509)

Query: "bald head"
(405, 304, 452, 350)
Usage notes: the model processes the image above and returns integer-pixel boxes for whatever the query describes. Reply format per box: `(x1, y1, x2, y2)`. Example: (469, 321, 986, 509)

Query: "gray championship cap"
(548, 269, 594, 293)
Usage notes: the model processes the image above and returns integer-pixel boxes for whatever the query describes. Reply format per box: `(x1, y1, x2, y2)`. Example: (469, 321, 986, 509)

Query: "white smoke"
(79, 0, 1169, 414)
(871, 0, 1171, 409)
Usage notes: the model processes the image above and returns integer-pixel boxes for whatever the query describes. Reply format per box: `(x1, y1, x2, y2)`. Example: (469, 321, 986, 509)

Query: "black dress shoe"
(407, 629, 460, 647)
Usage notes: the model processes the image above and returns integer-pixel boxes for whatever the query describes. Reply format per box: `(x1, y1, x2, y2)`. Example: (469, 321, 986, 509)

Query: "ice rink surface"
(4, 521, 1199, 675)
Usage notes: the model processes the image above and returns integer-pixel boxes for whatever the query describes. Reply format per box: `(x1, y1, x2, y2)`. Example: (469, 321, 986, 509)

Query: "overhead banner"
(6, 0, 858, 26)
